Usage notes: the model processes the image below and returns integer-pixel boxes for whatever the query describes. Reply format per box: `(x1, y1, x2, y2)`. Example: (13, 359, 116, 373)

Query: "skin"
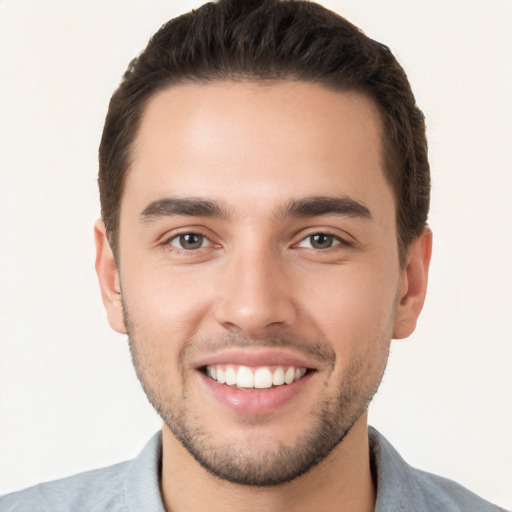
(95, 81, 431, 512)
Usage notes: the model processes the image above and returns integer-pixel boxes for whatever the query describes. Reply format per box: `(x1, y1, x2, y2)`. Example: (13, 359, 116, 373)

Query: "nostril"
(214, 297, 298, 336)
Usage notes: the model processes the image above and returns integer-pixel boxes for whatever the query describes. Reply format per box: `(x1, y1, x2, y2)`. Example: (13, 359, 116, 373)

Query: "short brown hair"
(99, 0, 430, 266)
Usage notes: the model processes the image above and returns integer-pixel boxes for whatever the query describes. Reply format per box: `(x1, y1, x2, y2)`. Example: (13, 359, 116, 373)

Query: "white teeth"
(237, 366, 254, 388)
(284, 367, 295, 385)
(272, 366, 285, 386)
(295, 368, 306, 380)
(225, 367, 237, 386)
(206, 364, 308, 389)
(254, 367, 273, 389)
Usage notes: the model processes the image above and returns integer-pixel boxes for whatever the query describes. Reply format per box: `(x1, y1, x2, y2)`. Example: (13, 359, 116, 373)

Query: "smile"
(205, 364, 308, 389)
(195, 350, 318, 414)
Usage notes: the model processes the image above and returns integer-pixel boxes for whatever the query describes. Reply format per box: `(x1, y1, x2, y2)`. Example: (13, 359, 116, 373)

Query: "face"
(96, 81, 430, 486)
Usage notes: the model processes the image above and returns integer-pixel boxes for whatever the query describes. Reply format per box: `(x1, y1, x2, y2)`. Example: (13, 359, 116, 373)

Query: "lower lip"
(198, 371, 314, 415)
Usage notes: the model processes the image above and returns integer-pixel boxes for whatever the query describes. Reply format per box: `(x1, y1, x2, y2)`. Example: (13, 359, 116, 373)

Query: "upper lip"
(193, 349, 318, 370)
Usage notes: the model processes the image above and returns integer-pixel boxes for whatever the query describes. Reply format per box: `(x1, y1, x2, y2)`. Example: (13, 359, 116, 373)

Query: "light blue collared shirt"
(0, 428, 506, 511)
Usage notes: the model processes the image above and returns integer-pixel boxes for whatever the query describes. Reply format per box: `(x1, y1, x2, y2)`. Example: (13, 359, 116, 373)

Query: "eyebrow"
(280, 196, 371, 220)
(139, 195, 371, 222)
(140, 197, 230, 221)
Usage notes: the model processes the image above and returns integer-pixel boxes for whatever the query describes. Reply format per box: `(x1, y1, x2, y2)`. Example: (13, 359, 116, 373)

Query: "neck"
(160, 414, 375, 512)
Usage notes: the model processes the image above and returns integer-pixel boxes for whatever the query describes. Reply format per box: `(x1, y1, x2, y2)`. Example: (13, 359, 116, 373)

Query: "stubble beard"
(124, 307, 391, 487)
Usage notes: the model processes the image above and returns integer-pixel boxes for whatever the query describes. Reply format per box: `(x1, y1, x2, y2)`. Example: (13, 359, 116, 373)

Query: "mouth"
(201, 364, 312, 389)
(194, 351, 319, 415)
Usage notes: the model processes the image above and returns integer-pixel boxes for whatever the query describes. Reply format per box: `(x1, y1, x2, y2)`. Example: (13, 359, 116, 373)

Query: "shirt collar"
(123, 428, 441, 512)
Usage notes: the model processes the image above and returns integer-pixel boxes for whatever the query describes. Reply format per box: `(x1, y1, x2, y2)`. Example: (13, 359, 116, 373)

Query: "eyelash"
(164, 230, 351, 253)
(166, 232, 214, 252)
(295, 232, 347, 250)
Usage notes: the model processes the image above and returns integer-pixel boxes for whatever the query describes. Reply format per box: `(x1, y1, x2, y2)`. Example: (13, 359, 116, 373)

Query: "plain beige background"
(0, 1, 510, 508)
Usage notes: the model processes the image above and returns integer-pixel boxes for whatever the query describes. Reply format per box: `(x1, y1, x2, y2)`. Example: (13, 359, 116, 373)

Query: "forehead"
(122, 81, 393, 223)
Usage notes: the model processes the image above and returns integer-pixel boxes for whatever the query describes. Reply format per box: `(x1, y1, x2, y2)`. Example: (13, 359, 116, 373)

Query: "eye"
(168, 233, 209, 250)
(297, 233, 341, 250)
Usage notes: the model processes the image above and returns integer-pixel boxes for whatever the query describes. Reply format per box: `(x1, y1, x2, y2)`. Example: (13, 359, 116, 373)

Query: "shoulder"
(0, 432, 164, 512)
(369, 427, 507, 512)
(0, 461, 130, 512)
(411, 466, 507, 512)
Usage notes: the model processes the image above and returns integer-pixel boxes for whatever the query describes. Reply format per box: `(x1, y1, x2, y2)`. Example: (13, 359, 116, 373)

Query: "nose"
(214, 246, 297, 337)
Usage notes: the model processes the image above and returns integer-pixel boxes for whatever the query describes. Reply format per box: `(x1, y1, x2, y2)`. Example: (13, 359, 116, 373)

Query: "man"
(0, 1, 506, 511)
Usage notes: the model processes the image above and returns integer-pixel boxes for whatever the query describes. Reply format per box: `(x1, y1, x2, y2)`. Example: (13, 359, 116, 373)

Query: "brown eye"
(296, 232, 346, 250)
(309, 234, 335, 249)
(298, 233, 340, 249)
(169, 233, 206, 250)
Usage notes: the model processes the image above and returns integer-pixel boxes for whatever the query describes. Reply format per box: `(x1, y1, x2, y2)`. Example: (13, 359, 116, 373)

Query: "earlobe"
(393, 226, 432, 339)
(94, 219, 127, 334)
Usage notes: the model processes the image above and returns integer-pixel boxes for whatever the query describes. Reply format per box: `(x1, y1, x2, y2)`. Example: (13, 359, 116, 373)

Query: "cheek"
(302, 261, 399, 349)
(305, 268, 397, 393)
(121, 262, 215, 351)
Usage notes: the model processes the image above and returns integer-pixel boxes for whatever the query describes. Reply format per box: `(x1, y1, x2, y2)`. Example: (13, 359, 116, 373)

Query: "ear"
(393, 226, 432, 339)
(94, 219, 127, 334)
